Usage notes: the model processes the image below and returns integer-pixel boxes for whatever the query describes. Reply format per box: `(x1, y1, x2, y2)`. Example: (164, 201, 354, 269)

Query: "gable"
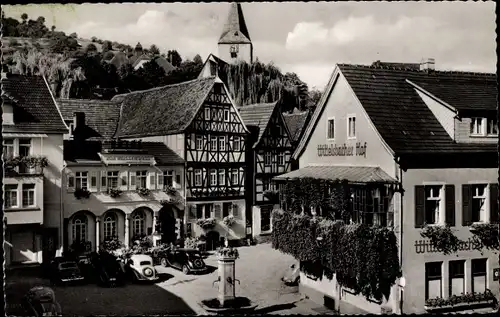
(258, 108, 293, 149)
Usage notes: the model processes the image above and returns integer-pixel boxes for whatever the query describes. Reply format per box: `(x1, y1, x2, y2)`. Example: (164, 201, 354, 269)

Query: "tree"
(91, 36, 98, 43)
(86, 43, 97, 53)
(52, 25, 56, 32)
(167, 50, 182, 67)
(135, 60, 167, 88)
(103, 51, 115, 61)
(306, 89, 322, 111)
(193, 54, 203, 65)
(21, 13, 28, 23)
(69, 32, 77, 38)
(102, 40, 112, 52)
(149, 44, 160, 56)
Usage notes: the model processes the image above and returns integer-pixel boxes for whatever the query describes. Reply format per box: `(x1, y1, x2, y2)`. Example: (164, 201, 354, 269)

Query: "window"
(194, 169, 202, 186)
(223, 202, 232, 218)
(425, 185, 442, 225)
(224, 109, 230, 122)
(205, 107, 211, 120)
(136, 171, 147, 188)
(347, 115, 356, 138)
(72, 215, 87, 242)
(209, 61, 217, 76)
(132, 211, 145, 237)
(470, 117, 484, 136)
(164, 170, 174, 187)
(487, 118, 498, 135)
(210, 136, 217, 151)
(176, 175, 181, 187)
(204, 204, 213, 218)
(278, 152, 285, 166)
(107, 171, 119, 189)
(262, 179, 270, 192)
(90, 172, 97, 188)
(362, 187, 390, 226)
(471, 259, 487, 294)
(264, 152, 272, 166)
(449, 260, 465, 296)
(22, 184, 35, 207)
(231, 169, 238, 185)
(3, 139, 14, 159)
(18, 138, 31, 156)
(5, 185, 18, 208)
(218, 169, 225, 186)
(261, 207, 272, 232)
(75, 172, 88, 190)
(210, 169, 217, 186)
(196, 135, 203, 150)
(425, 262, 442, 300)
(196, 205, 203, 219)
(471, 184, 488, 223)
(103, 212, 117, 240)
(233, 136, 241, 151)
(219, 136, 226, 151)
(327, 118, 335, 140)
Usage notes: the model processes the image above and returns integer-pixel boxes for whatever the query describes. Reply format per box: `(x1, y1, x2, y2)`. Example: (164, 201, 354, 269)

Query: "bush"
(100, 236, 123, 252)
(184, 237, 200, 249)
(197, 218, 216, 230)
(222, 215, 235, 227)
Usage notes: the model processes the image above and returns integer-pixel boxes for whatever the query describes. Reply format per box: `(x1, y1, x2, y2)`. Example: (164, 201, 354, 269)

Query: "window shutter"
(189, 205, 196, 220)
(232, 203, 239, 218)
(462, 184, 472, 226)
(89, 171, 98, 192)
(129, 171, 136, 190)
(490, 183, 499, 223)
(445, 185, 455, 227)
(101, 171, 107, 192)
(176, 175, 181, 189)
(67, 172, 75, 192)
(157, 172, 164, 189)
(414, 185, 425, 228)
(119, 171, 128, 191)
(148, 171, 156, 190)
(214, 204, 222, 219)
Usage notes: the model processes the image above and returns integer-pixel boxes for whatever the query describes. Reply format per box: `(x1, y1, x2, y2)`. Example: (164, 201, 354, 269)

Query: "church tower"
(218, 2, 253, 64)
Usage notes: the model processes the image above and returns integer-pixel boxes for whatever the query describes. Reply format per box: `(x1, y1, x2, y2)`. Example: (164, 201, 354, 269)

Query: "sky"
(4, 2, 496, 89)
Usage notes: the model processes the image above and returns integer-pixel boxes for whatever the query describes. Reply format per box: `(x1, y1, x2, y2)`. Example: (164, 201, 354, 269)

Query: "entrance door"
(42, 228, 58, 264)
(205, 231, 220, 251)
(159, 206, 176, 244)
(12, 231, 34, 263)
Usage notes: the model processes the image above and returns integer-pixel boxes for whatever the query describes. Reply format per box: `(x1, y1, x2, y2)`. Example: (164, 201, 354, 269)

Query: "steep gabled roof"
(2, 74, 67, 133)
(109, 51, 130, 69)
(238, 102, 277, 148)
(57, 99, 121, 140)
(295, 64, 497, 159)
(132, 54, 151, 68)
(140, 141, 184, 165)
(283, 110, 309, 143)
(218, 2, 252, 44)
(113, 77, 216, 138)
(153, 56, 176, 74)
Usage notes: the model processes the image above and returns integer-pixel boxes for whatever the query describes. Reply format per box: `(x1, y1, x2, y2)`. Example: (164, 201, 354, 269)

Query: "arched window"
(72, 214, 87, 242)
(132, 210, 145, 237)
(103, 212, 117, 240)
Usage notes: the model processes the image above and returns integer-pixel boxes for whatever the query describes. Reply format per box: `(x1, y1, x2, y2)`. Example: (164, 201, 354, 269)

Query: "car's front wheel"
(160, 258, 168, 267)
(182, 265, 190, 275)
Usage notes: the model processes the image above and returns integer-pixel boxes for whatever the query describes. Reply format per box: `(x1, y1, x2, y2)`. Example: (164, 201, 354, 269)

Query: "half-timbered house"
(113, 77, 249, 247)
(238, 101, 296, 237)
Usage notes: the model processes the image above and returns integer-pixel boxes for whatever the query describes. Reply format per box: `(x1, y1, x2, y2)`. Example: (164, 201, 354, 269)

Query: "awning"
(3, 133, 48, 138)
(273, 165, 398, 184)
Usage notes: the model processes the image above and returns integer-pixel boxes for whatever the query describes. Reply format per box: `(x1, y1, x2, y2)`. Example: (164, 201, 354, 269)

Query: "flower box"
(216, 246, 239, 260)
(425, 290, 496, 313)
(196, 218, 216, 230)
(164, 185, 177, 195)
(108, 188, 122, 198)
(74, 187, 91, 200)
(137, 187, 151, 197)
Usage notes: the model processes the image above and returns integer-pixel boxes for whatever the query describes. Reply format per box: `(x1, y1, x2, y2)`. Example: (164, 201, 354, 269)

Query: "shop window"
(136, 170, 148, 188)
(425, 185, 442, 224)
(261, 207, 272, 232)
(471, 258, 487, 294)
(448, 260, 465, 296)
(425, 262, 442, 300)
(327, 118, 335, 140)
(471, 184, 488, 223)
(22, 184, 35, 207)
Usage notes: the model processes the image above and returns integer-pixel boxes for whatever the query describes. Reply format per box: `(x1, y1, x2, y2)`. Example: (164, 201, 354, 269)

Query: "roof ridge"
(58, 98, 119, 103)
(338, 63, 496, 77)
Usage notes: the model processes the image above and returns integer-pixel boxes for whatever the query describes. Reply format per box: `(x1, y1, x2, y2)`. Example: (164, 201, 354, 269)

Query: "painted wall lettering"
(317, 142, 367, 157)
(414, 238, 483, 254)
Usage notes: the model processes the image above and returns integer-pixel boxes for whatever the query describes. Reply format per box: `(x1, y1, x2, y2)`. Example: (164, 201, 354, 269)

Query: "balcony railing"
(4, 155, 48, 176)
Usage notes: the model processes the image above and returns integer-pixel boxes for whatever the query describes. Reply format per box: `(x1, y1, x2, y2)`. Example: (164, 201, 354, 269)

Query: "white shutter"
(101, 171, 108, 192)
(89, 171, 98, 192)
(129, 171, 137, 191)
(119, 171, 128, 191)
(157, 172, 164, 189)
(67, 171, 75, 192)
(148, 171, 156, 190)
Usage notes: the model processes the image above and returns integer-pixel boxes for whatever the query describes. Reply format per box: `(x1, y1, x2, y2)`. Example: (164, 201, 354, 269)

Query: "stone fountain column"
(217, 254, 236, 307)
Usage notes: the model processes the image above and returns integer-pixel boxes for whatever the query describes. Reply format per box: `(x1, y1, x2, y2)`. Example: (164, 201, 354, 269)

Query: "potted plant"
(108, 188, 122, 198)
(100, 236, 124, 253)
(216, 246, 239, 259)
(196, 218, 216, 230)
(424, 289, 495, 311)
(136, 187, 151, 197)
(164, 185, 177, 195)
(74, 187, 91, 200)
(222, 215, 235, 227)
(5, 156, 21, 170)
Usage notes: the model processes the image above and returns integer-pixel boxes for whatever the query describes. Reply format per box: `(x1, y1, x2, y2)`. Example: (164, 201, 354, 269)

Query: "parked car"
(23, 286, 62, 317)
(81, 252, 126, 287)
(124, 254, 159, 282)
(49, 257, 85, 285)
(162, 248, 207, 274)
(282, 262, 300, 286)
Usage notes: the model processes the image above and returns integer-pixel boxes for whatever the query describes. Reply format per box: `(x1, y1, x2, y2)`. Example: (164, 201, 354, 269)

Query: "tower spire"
(218, 2, 251, 44)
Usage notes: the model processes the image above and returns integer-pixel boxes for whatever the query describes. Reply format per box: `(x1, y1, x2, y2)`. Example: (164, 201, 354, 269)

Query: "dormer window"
(2, 102, 14, 125)
(487, 118, 498, 135)
(209, 61, 217, 76)
(470, 117, 498, 136)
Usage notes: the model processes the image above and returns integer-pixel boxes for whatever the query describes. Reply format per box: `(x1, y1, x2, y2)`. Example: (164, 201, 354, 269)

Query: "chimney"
(74, 112, 86, 129)
(420, 58, 435, 71)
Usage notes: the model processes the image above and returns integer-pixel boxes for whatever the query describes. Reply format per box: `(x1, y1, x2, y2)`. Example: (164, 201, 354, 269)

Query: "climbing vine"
(420, 225, 461, 255)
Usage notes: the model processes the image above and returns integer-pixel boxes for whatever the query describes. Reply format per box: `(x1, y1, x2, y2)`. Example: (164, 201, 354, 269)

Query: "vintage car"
(49, 257, 85, 285)
(124, 254, 159, 282)
(23, 286, 62, 317)
(79, 252, 126, 286)
(281, 262, 300, 286)
(161, 248, 207, 274)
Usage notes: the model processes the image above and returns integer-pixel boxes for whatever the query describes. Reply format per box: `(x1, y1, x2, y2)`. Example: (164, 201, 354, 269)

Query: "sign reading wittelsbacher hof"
(317, 142, 367, 158)
(414, 238, 483, 254)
